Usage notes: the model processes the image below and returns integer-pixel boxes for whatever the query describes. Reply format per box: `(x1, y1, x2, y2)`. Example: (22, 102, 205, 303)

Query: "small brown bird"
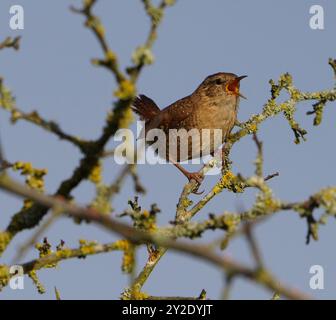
(132, 72, 246, 186)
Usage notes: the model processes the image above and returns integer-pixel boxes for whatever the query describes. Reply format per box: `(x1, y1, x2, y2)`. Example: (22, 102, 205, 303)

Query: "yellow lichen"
(114, 240, 135, 273)
(0, 232, 12, 254)
(114, 80, 136, 100)
(122, 248, 135, 273)
(12, 161, 47, 193)
(0, 80, 15, 111)
(89, 162, 102, 184)
(10, 110, 21, 123)
(222, 214, 240, 233)
(23, 199, 33, 209)
(318, 187, 336, 214)
(115, 239, 130, 251)
(105, 50, 117, 63)
(142, 210, 150, 218)
(95, 23, 105, 38)
(89, 185, 112, 214)
(0, 264, 10, 282)
(213, 171, 244, 194)
(132, 290, 149, 300)
(28, 270, 45, 294)
(55, 248, 73, 259)
(263, 197, 281, 212)
(118, 106, 134, 129)
(80, 245, 96, 256)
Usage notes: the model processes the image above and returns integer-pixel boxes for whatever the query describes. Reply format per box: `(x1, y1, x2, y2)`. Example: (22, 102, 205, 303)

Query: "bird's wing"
(147, 95, 195, 131)
(132, 94, 160, 121)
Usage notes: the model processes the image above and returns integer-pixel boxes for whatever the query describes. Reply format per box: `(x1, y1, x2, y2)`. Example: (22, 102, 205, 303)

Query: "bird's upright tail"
(132, 94, 160, 121)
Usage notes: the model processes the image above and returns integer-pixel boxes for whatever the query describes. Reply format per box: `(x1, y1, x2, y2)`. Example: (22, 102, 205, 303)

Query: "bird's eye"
(215, 79, 222, 85)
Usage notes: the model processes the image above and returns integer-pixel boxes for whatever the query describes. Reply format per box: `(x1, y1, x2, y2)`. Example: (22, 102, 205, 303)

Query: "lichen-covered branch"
(0, 174, 310, 299)
(0, 80, 87, 150)
(1, 1, 335, 300)
(128, 59, 336, 297)
(0, 0, 172, 256)
(0, 238, 134, 292)
(0, 36, 21, 51)
(70, 0, 125, 84)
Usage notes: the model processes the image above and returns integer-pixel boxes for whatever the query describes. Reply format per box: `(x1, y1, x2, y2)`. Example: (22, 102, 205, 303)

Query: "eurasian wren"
(132, 72, 247, 186)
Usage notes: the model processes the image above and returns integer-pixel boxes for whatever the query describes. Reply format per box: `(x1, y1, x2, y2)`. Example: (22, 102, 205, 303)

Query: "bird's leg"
(169, 159, 204, 194)
(173, 162, 203, 184)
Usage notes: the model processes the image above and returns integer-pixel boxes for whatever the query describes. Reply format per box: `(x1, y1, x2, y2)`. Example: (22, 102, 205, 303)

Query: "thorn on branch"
(264, 172, 279, 181)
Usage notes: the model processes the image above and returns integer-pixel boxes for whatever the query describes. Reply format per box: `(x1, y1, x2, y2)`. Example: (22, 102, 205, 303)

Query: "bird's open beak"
(236, 75, 248, 82)
(226, 75, 247, 99)
(236, 75, 247, 99)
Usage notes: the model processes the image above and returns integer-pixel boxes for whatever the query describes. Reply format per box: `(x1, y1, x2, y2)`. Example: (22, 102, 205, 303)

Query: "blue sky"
(0, 0, 336, 299)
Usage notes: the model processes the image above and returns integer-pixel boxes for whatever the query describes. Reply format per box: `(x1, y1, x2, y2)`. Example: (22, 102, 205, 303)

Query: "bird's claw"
(185, 172, 204, 194)
(186, 172, 203, 184)
(192, 188, 205, 195)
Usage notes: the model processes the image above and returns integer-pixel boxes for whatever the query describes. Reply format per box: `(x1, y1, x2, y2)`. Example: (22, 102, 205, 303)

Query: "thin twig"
(244, 223, 264, 268)
(0, 174, 312, 299)
(0, 36, 21, 51)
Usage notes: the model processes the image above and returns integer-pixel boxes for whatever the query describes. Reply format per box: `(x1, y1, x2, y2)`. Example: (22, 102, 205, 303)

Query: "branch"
(0, 37, 21, 51)
(230, 70, 336, 144)
(70, 0, 125, 83)
(0, 0, 172, 255)
(0, 80, 88, 150)
(0, 174, 312, 299)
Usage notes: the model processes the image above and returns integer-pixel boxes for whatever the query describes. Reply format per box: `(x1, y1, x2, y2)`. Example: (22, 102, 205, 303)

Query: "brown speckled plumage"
(132, 72, 246, 184)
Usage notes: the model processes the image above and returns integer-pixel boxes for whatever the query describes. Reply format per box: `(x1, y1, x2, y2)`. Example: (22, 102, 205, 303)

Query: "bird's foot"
(185, 172, 204, 194)
(185, 171, 203, 184)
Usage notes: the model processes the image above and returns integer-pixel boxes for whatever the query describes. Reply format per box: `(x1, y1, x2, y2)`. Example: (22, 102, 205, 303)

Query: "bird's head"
(196, 72, 247, 99)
